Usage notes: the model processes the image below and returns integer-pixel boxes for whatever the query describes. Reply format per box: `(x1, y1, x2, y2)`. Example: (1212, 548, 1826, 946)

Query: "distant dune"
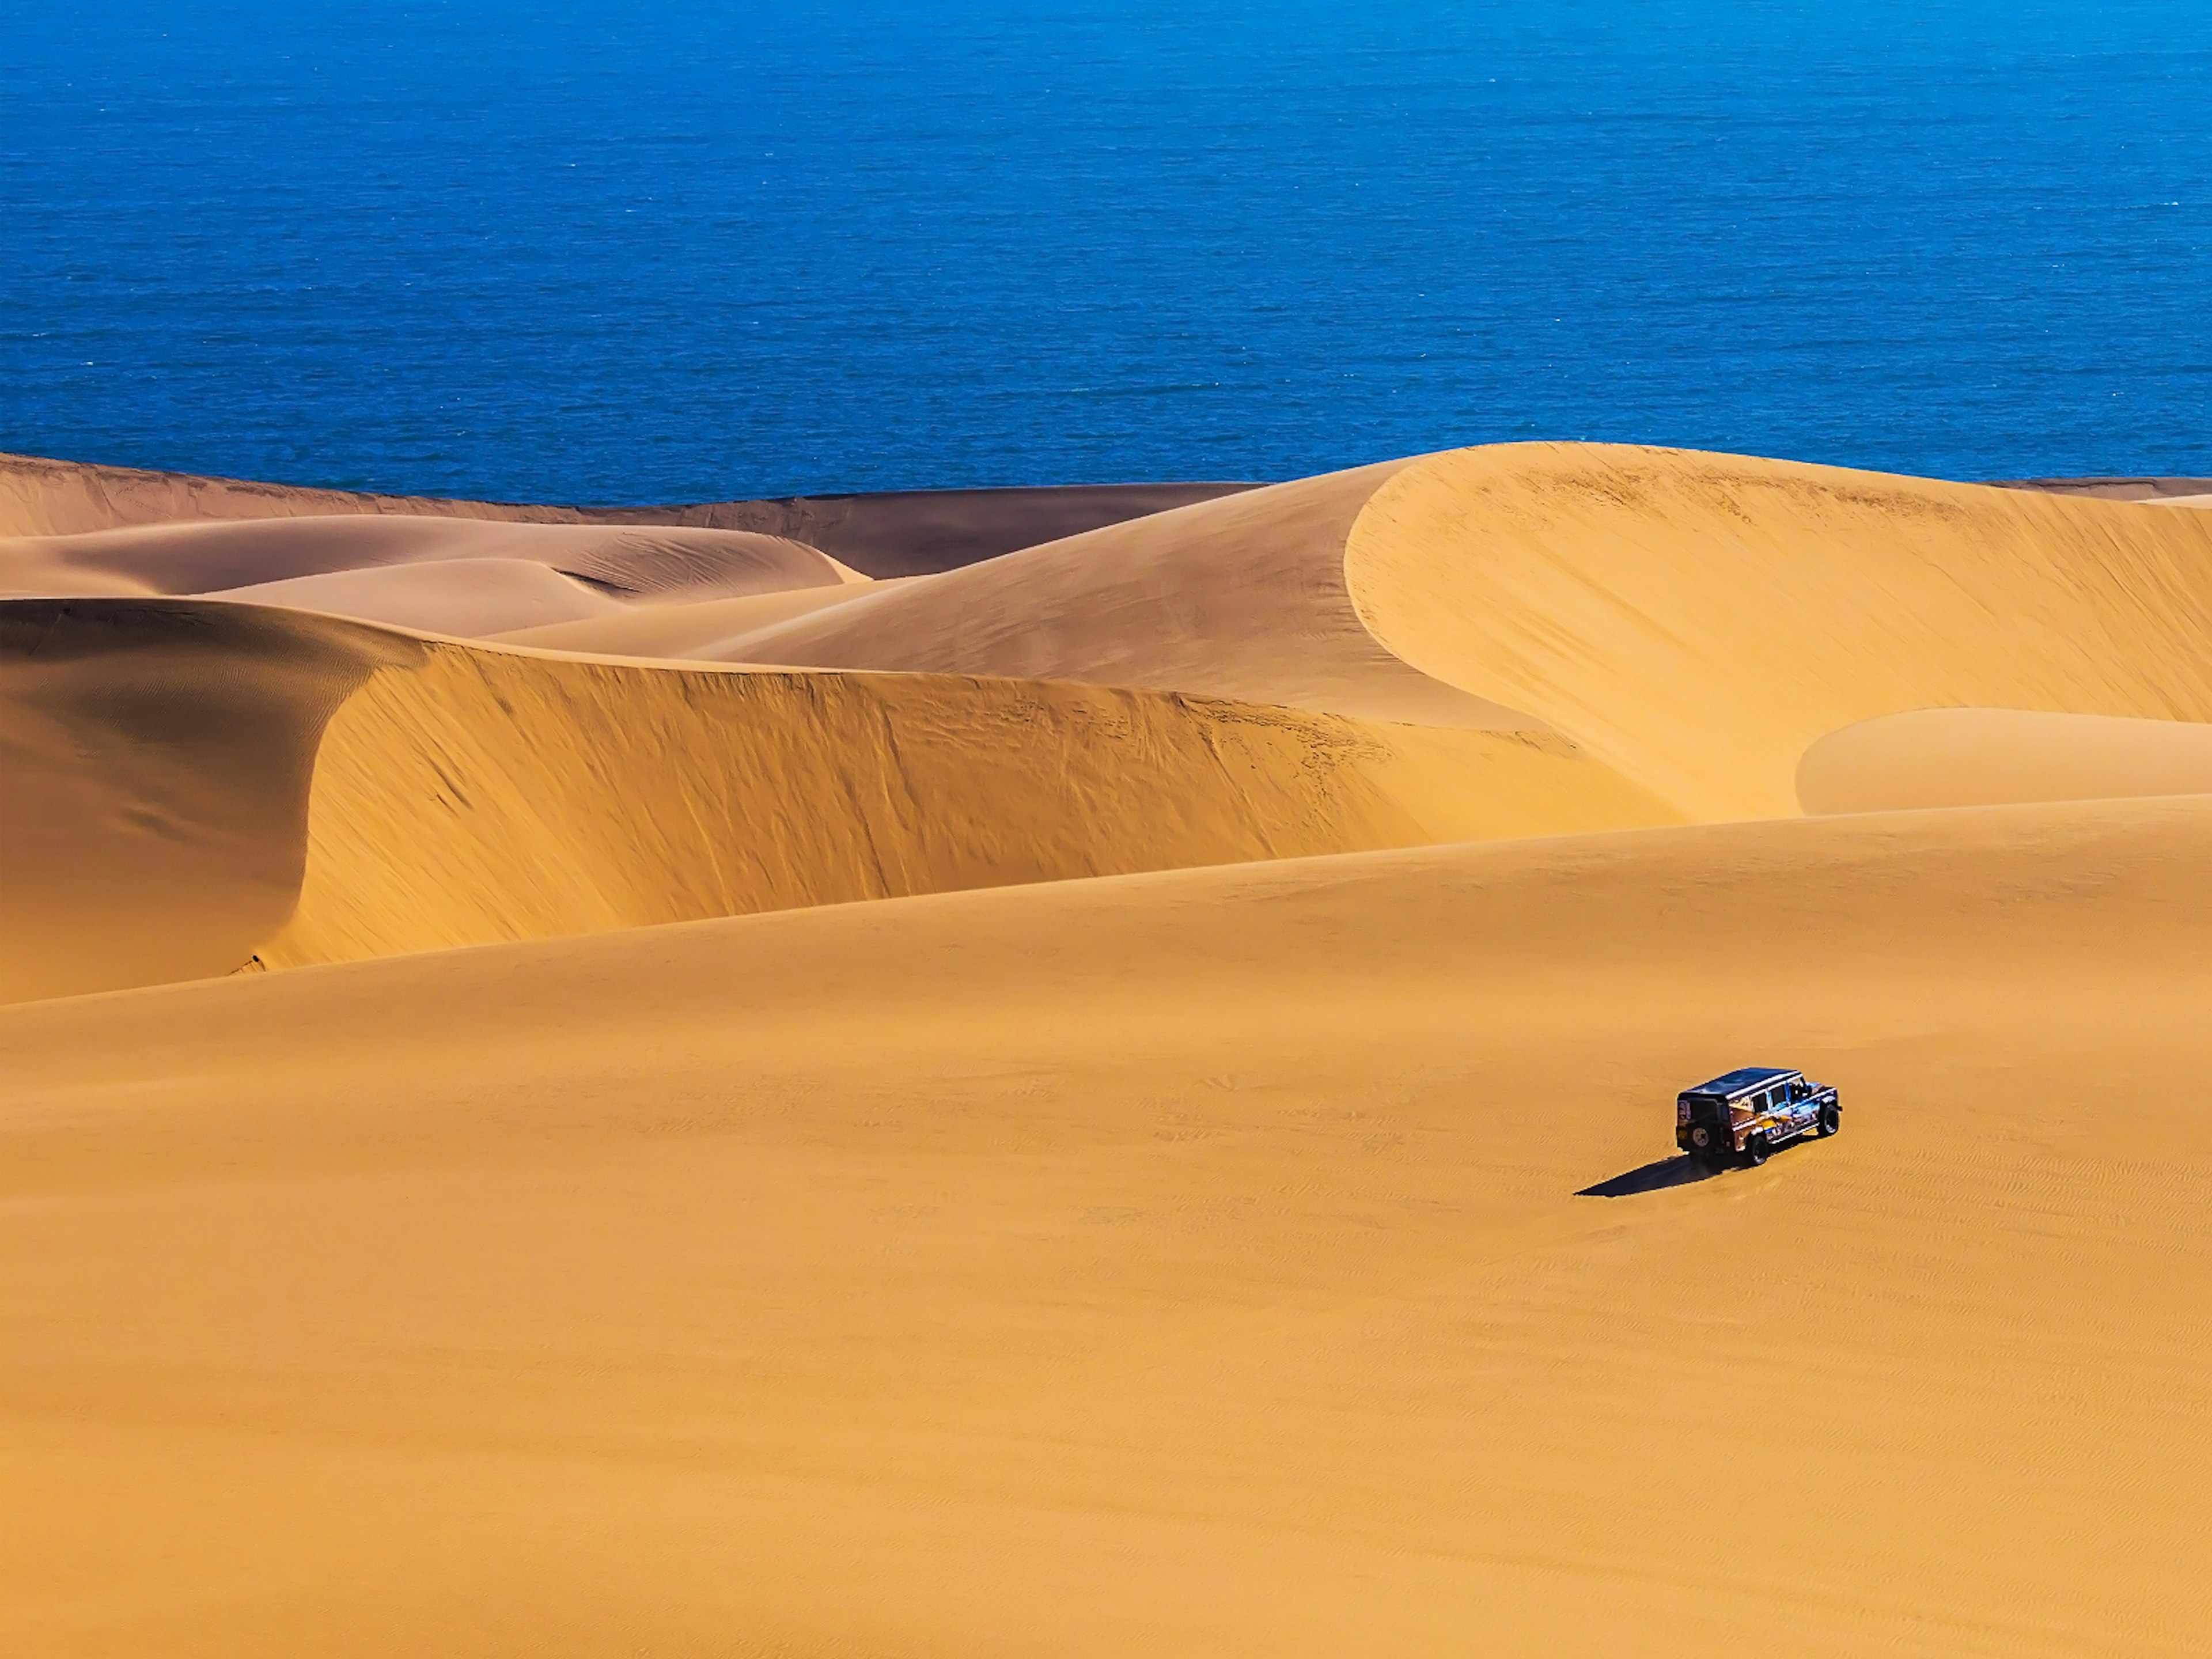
(0, 448, 1255, 576)
(5, 441, 2212, 1656)
(0, 512, 858, 600)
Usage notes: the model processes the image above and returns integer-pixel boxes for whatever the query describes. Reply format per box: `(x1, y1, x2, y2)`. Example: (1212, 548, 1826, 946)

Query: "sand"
(3, 441, 2210, 1655)
(1801, 706, 2212, 812)
(5, 801, 2211, 1656)
(0, 597, 1668, 1002)
(0, 513, 859, 601)
(0, 448, 1255, 575)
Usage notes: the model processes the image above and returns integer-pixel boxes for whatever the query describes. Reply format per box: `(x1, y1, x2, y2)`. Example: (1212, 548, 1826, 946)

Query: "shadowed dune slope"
(0, 514, 857, 604)
(0, 604, 414, 1003)
(1800, 706, 2212, 813)
(0, 599, 1672, 1000)
(721, 461, 1540, 729)
(0, 449, 1255, 577)
(1346, 444, 2212, 819)
(3, 798, 2210, 1656)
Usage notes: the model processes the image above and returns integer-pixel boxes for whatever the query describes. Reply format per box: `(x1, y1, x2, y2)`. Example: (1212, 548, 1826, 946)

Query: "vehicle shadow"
(1576, 1154, 1723, 1198)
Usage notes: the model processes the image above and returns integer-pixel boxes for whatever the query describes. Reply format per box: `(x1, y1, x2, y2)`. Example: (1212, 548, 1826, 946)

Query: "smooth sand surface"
(1801, 706, 2212, 812)
(0, 514, 857, 600)
(204, 558, 630, 636)
(1349, 444, 2212, 817)
(3, 799, 2210, 1656)
(485, 579, 919, 656)
(5, 439, 2211, 1654)
(717, 462, 1544, 728)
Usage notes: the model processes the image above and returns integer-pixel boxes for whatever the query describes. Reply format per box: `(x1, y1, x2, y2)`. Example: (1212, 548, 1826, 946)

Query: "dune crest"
(705, 462, 1544, 729)
(0, 596, 1673, 1001)
(1346, 444, 2212, 817)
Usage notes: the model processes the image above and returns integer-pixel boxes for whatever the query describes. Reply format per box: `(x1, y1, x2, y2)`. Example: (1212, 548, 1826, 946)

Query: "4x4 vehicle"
(1676, 1066, 1839, 1169)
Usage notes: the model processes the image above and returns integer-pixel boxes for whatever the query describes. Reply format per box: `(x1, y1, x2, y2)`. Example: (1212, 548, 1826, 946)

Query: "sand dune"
(6, 439, 2211, 1654)
(695, 445, 2212, 785)
(718, 461, 1543, 728)
(486, 578, 917, 656)
(0, 448, 1254, 576)
(0, 513, 857, 602)
(1349, 444, 2212, 817)
(1799, 706, 2212, 812)
(0, 596, 1669, 1002)
(0, 603, 410, 1005)
(3, 798, 2209, 1656)
(204, 558, 629, 636)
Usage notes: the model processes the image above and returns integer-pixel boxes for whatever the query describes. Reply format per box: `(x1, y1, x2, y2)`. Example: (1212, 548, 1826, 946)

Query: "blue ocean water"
(3, 1, 2208, 502)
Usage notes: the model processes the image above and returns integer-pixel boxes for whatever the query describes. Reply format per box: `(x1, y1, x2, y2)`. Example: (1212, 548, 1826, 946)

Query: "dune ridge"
(13, 441, 2212, 1002)
(1346, 444, 2212, 817)
(0, 595, 1672, 1002)
(264, 628, 1668, 973)
(707, 461, 1543, 728)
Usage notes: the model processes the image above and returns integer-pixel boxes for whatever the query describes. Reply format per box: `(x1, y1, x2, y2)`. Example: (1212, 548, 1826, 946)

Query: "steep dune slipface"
(4, 799, 2210, 1655)
(0, 514, 855, 604)
(0, 603, 415, 1002)
(261, 641, 1670, 970)
(718, 463, 1539, 729)
(1346, 444, 2212, 818)
(1800, 707, 2212, 813)
(0, 597, 1673, 999)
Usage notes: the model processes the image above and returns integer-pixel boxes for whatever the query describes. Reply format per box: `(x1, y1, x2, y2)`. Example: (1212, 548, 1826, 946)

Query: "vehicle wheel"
(1744, 1133, 1770, 1166)
(1818, 1104, 1840, 1137)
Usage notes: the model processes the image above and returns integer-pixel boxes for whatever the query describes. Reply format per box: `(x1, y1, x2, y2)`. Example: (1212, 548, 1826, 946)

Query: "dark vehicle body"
(1676, 1066, 1839, 1167)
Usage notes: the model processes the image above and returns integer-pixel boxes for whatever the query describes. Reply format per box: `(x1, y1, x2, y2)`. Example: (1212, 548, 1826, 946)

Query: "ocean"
(3, 0, 2208, 502)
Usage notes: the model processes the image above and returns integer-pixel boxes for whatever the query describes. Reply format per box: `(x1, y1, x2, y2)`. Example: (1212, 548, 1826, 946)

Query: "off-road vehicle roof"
(1680, 1066, 1800, 1101)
